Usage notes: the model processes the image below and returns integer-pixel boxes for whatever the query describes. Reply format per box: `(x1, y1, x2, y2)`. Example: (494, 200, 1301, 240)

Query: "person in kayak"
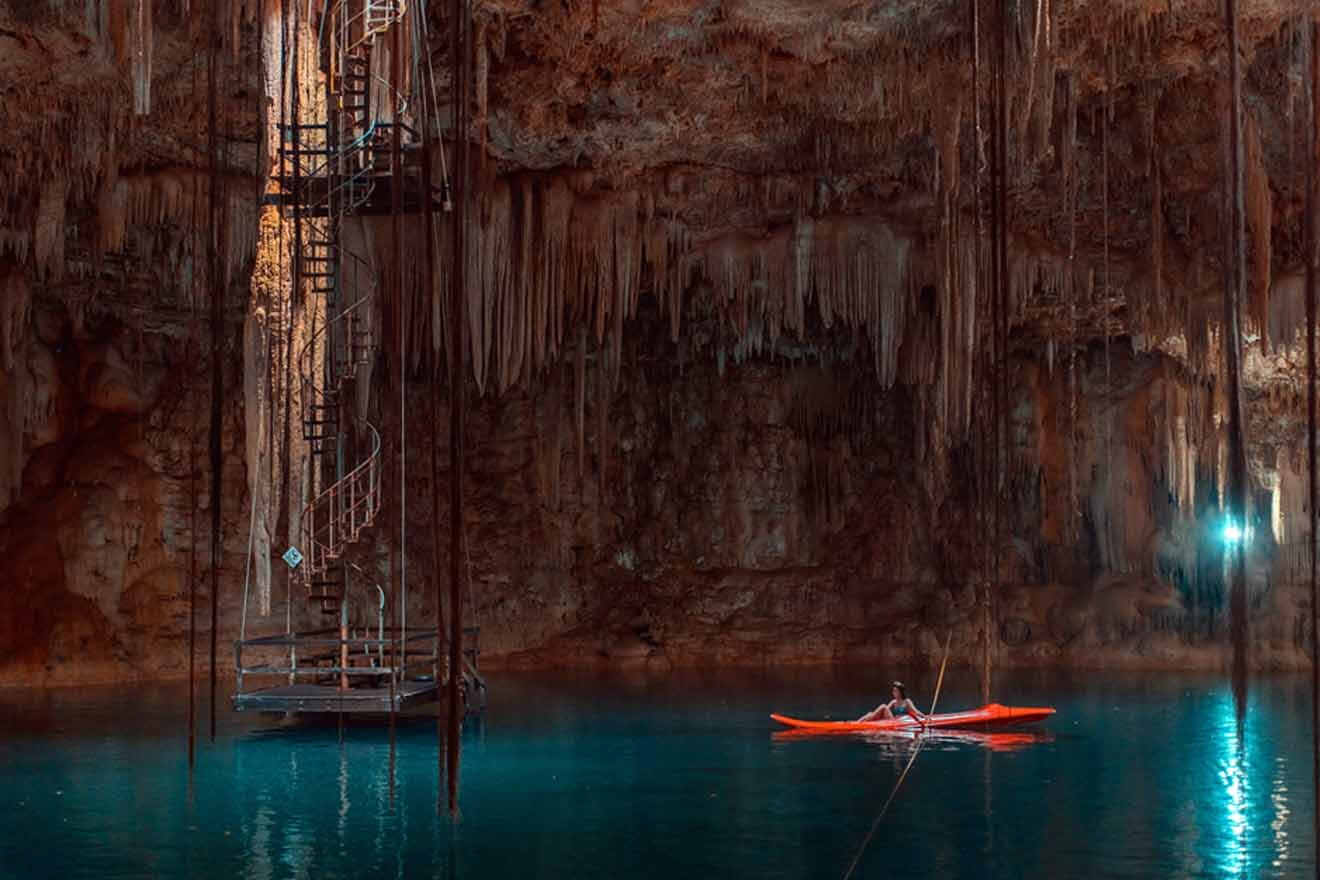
(856, 681, 927, 724)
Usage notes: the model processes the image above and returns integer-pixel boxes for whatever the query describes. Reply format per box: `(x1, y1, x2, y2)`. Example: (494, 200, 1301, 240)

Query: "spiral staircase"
(233, 0, 481, 716)
(281, 0, 410, 617)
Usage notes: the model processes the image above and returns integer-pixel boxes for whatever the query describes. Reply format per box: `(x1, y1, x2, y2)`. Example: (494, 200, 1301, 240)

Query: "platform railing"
(234, 627, 441, 697)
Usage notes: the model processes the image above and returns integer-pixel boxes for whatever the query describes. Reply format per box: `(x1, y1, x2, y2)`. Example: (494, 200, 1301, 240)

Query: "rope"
(1224, 0, 1251, 717)
(396, 9, 409, 652)
(1103, 49, 1112, 501)
(417, 0, 451, 194)
(1305, 19, 1319, 880)
(841, 633, 953, 880)
(239, 453, 259, 644)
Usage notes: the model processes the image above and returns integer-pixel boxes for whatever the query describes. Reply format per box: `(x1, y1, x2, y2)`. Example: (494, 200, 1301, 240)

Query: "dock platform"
(232, 681, 439, 714)
(232, 625, 484, 717)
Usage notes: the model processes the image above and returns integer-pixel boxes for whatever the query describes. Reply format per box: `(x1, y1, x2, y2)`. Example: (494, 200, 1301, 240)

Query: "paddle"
(842, 631, 954, 880)
(922, 631, 954, 727)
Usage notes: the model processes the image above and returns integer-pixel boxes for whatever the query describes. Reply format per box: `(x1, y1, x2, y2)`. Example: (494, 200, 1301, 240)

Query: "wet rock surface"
(0, 1, 1317, 683)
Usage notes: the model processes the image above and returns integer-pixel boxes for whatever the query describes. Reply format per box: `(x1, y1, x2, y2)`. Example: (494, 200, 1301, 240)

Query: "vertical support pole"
(420, 1, 448, 813)
(1306, 19, 1319, 879)
(207, 0, 224, 745)
(392, 14, 408, 661)
(287, 0, 303, 681)
(993, 0, 1010, 705)
(340, 582, 350, 690)
(969, 0, 986, 705)
(188, 334, 198, 769)
(1224, 0, 1251, 719)
(1103, 51, 1113, 553)
(448, 0, 471, 815)
(983, 0, 1009, 706)
(388, 10, 404, 758)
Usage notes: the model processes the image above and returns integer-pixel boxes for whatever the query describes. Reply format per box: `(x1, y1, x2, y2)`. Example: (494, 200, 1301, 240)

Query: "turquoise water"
(0, 669, 1314, 879)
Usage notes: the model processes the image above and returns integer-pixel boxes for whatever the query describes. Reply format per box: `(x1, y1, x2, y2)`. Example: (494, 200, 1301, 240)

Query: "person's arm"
(909, 699, 928, 725)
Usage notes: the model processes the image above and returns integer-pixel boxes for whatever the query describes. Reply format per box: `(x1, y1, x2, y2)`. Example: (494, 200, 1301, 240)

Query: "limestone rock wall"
(2, 0, 1320, 685)
(0, 291, 256, 686)
(0, 285, 1313, 685)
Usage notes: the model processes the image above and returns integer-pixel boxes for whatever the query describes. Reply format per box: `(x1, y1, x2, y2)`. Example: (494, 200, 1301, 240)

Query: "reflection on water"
(771, 728, 1054, 753)
(0, 670, 1315, 879)
(1273, 756, 1293, 872)
(1217, 700, 1249, 878)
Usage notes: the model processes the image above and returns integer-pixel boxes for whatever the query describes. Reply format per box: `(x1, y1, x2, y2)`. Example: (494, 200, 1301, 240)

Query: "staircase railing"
(283, 0, 408, 615)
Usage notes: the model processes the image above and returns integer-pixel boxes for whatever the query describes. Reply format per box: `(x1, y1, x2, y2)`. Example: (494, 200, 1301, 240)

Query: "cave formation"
(0, 0, 1317, 690)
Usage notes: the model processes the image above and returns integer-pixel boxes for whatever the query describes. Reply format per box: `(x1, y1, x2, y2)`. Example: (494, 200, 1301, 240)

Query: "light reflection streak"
(1270, 757, 1290, 870)
(1216, 698, 1248, 877)
(338, 747, 350, 853)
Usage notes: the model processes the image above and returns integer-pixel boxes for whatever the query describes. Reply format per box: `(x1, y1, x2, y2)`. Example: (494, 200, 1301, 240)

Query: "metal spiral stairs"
(281, 0, 410, 617)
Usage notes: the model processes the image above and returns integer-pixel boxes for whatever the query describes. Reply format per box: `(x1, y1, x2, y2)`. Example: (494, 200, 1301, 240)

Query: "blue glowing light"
(1222, 522, 1244, 545)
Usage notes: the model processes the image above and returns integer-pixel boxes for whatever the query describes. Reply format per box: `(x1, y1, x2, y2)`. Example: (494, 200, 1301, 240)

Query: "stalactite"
(575, 326, 586, 481)
(1245, 114, 1273, 344)
(596, 342, 609, 503)
(130, 0, 152, 115)
(475, 18, 489, 166)
(1151, 147, 1164, 317)
(932, 79, 975, 445)
(551, 365, 564, 511)
(243, 307, 273, 614)
(0, 271, 31, 515)
(259, 0, 285, 185)
(1064, 72, 1078, 541)
(33, 178, 68, 280)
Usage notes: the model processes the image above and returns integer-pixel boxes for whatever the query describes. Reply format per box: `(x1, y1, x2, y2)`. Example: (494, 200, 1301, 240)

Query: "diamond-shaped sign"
(283, 546, 304, 569)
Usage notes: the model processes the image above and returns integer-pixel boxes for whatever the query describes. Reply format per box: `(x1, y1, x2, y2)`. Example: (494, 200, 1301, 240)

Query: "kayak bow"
(770, 702, 1055, 732)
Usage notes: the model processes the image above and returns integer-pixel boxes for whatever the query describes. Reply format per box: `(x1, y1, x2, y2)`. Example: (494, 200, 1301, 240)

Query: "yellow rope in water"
(842, 632, 954, 880)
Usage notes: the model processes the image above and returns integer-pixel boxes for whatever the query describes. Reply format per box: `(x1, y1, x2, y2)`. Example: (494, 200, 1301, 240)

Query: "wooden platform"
(232, 681, 439, 714)
(264, 172, 441, 216)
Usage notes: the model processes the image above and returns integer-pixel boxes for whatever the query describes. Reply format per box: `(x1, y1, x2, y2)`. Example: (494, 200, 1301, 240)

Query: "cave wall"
(381, 331, 1311, 675)
(0, 288, 256, 686)
(2, 1, 1319, 685)
(0, 274, 1313, 686)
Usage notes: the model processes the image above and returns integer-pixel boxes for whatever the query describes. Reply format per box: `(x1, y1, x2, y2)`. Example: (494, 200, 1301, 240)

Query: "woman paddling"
(856, 681, 927, 724)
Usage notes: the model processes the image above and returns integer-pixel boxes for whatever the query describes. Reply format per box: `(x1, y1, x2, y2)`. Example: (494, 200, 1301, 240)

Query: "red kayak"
(770, 702, 1055, 733)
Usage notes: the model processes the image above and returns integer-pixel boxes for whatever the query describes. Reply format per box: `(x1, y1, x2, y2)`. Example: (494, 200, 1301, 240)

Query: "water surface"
(0, 669, 1313, 878)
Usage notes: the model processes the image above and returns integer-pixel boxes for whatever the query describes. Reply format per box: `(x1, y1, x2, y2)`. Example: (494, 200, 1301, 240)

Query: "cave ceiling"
(0, 0, 1312, 356)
